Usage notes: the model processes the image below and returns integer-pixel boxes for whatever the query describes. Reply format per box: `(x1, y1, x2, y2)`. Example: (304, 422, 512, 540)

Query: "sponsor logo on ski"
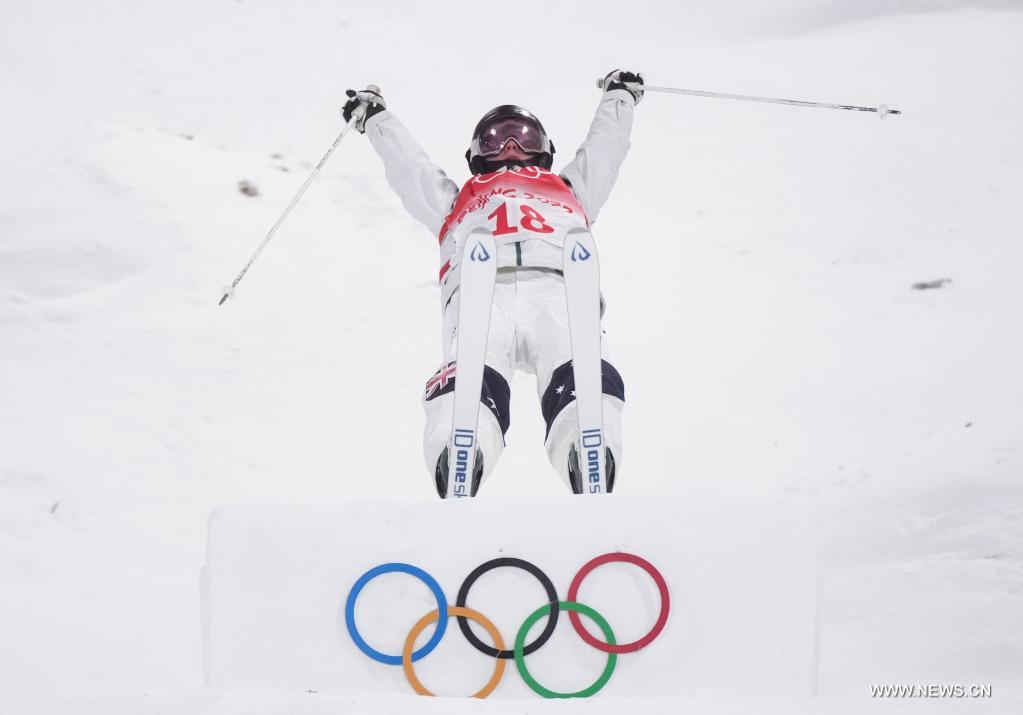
(451, 428, 475, 497)
(470, 241, 491, 262)
(570, 240, 591, 262)
(581, 428, 603, 493)
(344, 553, 671, 699)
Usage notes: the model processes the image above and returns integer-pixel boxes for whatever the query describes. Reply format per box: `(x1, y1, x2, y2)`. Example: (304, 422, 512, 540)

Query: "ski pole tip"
(218, 285, 235, 305)
(877, 103, 901, 119)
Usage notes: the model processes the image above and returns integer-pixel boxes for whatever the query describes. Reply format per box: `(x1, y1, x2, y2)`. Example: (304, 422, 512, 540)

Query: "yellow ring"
(402, 606, 506, 698)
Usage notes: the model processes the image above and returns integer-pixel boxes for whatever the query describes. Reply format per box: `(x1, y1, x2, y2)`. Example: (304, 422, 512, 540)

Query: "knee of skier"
(540, 356, 624, 428)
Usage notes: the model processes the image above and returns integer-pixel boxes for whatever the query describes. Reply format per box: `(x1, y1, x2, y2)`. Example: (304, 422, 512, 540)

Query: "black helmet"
(465, 105, 555, 174)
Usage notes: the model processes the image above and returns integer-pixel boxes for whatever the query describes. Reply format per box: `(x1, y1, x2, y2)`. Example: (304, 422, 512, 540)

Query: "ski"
(562, 228, 607, 494)
(445, 229, 498, 498)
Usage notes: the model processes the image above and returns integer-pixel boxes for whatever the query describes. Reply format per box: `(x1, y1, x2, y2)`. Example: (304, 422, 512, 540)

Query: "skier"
(343, 70, 643, 497)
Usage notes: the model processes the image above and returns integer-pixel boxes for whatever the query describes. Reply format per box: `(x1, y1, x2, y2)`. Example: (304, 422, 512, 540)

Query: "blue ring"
(344, 562, 448, 665)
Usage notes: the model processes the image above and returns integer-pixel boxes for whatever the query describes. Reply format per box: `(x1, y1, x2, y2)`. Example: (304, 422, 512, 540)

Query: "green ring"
(514, 600, 617, 698)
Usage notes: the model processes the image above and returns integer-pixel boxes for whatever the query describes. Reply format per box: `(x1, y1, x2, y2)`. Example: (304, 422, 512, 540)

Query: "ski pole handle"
(595, 77, 900, 118)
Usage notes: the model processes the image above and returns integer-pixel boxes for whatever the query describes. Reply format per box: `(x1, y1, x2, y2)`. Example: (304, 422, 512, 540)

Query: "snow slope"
(1, 0, 1022, 712)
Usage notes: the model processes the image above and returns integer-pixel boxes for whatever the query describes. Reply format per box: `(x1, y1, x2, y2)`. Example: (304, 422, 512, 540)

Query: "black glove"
(603, 69, 644, 105)
(342, 85, 386, 132)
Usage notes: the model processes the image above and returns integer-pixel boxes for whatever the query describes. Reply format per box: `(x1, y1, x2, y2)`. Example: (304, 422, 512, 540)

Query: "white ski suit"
(366, 88, 636, 493)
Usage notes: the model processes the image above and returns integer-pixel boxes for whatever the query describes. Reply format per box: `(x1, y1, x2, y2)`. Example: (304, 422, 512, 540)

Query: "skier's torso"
(437, 166, 590, 303)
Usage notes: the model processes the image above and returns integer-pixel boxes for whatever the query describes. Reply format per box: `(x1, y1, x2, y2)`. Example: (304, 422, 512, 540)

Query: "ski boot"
(435, 446, 484, 498)
(568, 445, 616, 494)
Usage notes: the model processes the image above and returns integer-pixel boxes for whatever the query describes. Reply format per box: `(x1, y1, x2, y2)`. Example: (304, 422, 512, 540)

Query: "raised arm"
(559, 70, 644, 225)
(344, 87, 460, 237)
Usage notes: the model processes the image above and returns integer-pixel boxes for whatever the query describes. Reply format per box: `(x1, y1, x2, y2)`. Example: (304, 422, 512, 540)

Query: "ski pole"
(596, 78, 901, 118)
(218, 100, 368, 306)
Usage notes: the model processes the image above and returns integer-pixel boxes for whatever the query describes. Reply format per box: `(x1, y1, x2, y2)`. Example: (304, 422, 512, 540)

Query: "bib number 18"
(488, 201, 554, 236)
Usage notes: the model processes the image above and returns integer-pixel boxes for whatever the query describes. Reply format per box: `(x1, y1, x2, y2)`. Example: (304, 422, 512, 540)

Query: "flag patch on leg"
(424, 361, 511, 436)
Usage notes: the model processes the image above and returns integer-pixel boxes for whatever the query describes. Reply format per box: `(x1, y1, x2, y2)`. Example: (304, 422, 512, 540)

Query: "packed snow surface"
(1, 0, 1021, 712)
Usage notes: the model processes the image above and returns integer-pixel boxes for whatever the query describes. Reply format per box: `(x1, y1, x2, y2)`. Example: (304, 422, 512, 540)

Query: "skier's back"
(343, 71, 643, 496)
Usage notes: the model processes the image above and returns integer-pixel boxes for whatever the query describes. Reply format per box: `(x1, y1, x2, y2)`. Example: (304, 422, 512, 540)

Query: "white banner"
(202, 495, 817, 699)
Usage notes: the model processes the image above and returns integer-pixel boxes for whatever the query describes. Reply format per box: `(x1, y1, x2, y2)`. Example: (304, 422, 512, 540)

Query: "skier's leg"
(543, 369, 624, 493)
(422, 275, 515, 497)
(517, 269, 625, 492)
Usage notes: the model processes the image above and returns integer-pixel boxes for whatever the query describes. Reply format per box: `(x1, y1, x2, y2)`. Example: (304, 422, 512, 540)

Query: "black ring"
(455, 557, 559, 659)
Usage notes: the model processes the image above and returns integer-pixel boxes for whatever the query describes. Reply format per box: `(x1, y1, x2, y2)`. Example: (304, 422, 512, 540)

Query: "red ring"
(567, 552, 670, 654)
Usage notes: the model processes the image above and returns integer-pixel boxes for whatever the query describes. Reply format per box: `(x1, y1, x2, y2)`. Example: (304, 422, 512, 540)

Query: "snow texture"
(1, 0, 1022, 712)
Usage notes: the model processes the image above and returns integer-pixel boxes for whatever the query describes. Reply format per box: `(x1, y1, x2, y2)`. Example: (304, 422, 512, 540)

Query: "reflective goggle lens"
(477, 116, 545, 156)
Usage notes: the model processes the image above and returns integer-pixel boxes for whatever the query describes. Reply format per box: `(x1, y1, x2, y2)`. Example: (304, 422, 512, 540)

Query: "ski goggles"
(475, 116, 549, 156)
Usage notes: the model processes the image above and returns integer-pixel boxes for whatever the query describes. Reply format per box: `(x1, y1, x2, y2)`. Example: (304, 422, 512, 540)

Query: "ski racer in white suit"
(343, 71, 643, 497)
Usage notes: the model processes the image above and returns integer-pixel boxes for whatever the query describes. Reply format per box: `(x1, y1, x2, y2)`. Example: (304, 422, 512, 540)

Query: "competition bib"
(438, 166, 590, 249)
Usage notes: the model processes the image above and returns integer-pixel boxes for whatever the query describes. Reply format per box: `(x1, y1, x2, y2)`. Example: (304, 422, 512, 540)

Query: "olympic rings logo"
(344, 552, 670, 699)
